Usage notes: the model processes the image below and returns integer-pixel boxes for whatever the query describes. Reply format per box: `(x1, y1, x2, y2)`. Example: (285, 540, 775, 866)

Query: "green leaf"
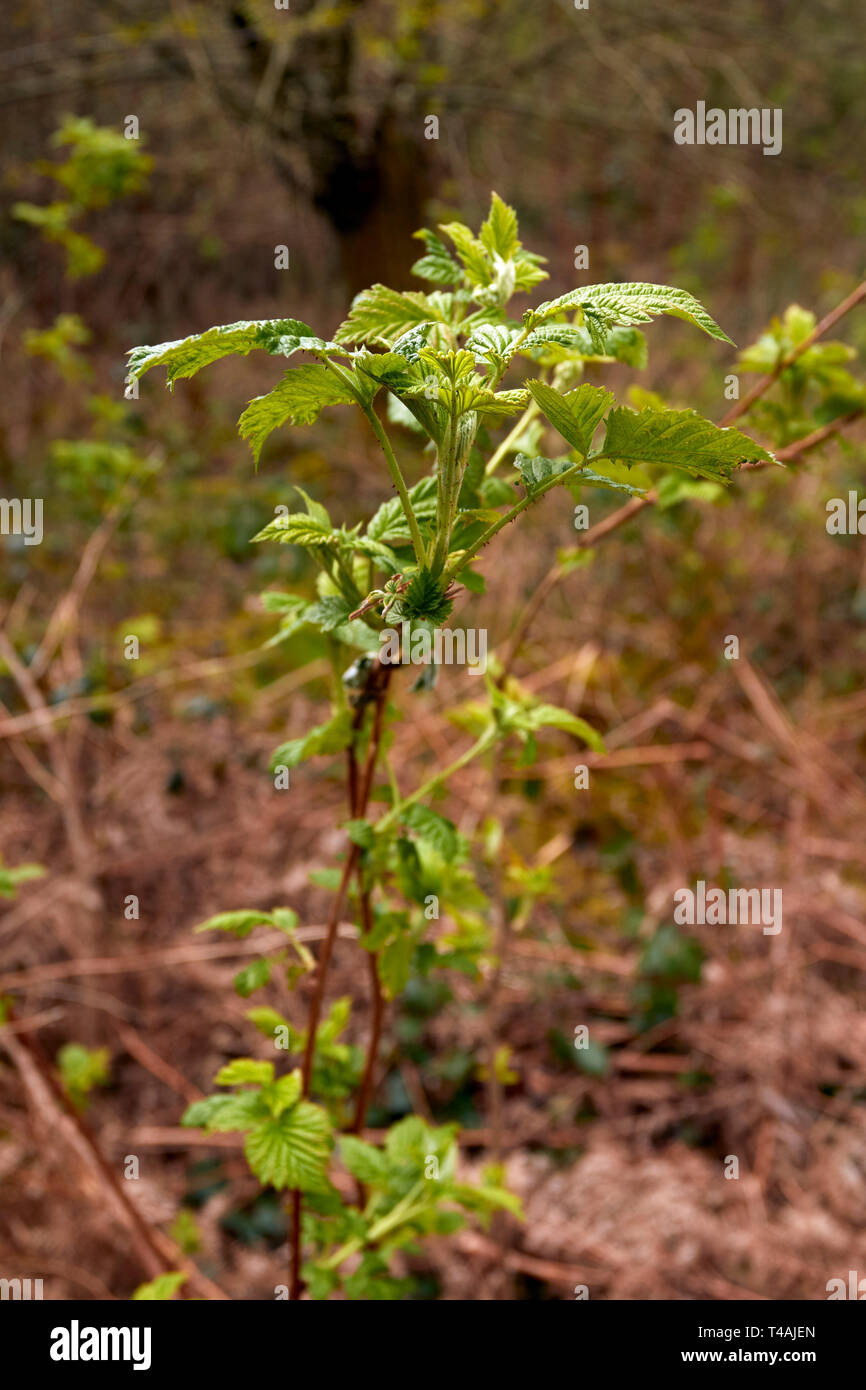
(600, 407, 774, 482)
(527, 282, 734, 345)
(239, 365, 357, 463)
(367, 475, 439, 543)
(215, 1058, 274, 1086)
(127, 318, 330, 385)
(243, 1101, 332, 1192)
(479, 192, 519, 260)
(402, 803, 461, 859)
(514, 453, 576, 493)
(526, 381, 614, 456)
(181, 1089, 269, 1131)
(344, 818, 376, 850)
(252, 513, 336, 548)
(270, 907, 300, 935)
(516, 454, 646, 498)
(380, 934, 413, 999)
(466, 324, 522, 371)
(438, 222, 490, 286)
(305, 596, 353, 632)
(339, 1135, 391, 1184)
(132, 1272, 187, 1301)
(523, 703, 606, 753)
(246, 1006, 291, 1039)
(0, 861, 45, 898)
(193, 909, 274, 938)
(293, 486, 331, 528)
(334, 285, 443, 348)
(262, 1069, 303, 1117)
(574, 467, 647, 497)
(270, 709, 355, 772)
(234, 957, 272, 997)
(520, 323, 648, 368)
(411, 229, 462, 286)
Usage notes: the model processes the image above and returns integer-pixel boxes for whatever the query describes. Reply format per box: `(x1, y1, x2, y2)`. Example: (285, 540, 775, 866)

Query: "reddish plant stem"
(289, 660, 392, 1298)
(350, 889, 386, 1134)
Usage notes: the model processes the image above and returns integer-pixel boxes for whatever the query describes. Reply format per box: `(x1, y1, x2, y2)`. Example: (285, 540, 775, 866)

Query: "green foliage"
(735, 304, 866, 445)
(182, 1065, 333, 1193)
(599, 406, 774, 482)
(525, 281, 735, 348)
(128, 191, 780, 1301)
(127, 319, 336, 386)
(132, 1272, 187, 1301)
(0, 858, 45, 898)
(57, 1043, 111, 1111)
(397, 570, 455, 624)
(14, 117, 151, 278)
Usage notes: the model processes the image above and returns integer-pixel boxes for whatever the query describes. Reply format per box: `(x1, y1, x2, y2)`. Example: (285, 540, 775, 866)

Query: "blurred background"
(1, 0, 865, 1300)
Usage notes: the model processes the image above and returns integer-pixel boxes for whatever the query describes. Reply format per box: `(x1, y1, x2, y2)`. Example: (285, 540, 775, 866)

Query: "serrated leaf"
(334, 285, 443, 348)
(600, 407, 774, 482)
(514, 453, 576, 493)
(263, 1069, 303, 1117)
(181, 1090, 269, 1132)
(479, 192, 519, 260)
(520, 323, 648, 369)
(367, 475, 439, 542)
(438, 222, 490, 286)
(466, 324, 522, 369)
(239, 365, 356, 463)
(339, 1135, 391, 1184)
(252, 512, 336, 547)
(411, 229, 463, 286)
(527, 380, 614, 456)
(127, 318, 329, 385)
(243, 1101, 332, 1192)
(215, 1058, 274, 1087)
(470, 387, 530, 422)
(516, 456, 646, 498)
(402, 803, 461, 859)
(528, 282, 733, 345)
(304, 596, 353, 632)
(293, 486, 331, 528)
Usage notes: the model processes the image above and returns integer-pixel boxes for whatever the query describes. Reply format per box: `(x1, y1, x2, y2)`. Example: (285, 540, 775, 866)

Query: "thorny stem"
(430, 410, 459, 576)
(289, 660, 393, 1298)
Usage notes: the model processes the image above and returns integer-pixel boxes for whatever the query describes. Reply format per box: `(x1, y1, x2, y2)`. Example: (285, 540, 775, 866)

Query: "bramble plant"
(128, 193, 776, 1300)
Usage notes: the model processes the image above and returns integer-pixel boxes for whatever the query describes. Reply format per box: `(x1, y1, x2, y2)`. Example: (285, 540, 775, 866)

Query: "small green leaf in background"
(132, 1272, 187, 1301)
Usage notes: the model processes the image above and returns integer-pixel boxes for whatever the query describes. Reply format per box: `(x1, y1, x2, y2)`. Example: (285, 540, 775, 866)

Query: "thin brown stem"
(289, 659, 393, 1298)
(351, 890, 386, 1134)
(718, 279, 866, 427)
